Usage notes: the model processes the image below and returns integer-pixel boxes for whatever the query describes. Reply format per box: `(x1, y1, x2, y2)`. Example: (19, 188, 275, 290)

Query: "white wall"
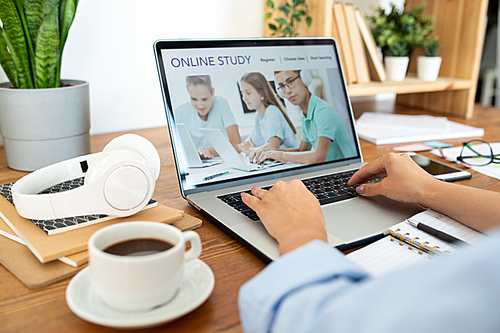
(1, 0, 264, 135)
(0, 0, 406, 134)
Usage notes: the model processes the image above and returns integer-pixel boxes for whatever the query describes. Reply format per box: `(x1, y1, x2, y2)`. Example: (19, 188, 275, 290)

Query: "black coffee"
(104, 238, 174, 256)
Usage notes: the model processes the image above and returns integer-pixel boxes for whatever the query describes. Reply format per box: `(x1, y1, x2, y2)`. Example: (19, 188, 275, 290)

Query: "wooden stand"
(263, 0, 488, 119)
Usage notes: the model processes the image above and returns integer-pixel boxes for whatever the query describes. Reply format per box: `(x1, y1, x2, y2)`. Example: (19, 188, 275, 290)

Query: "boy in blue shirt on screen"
(174, 75, 241, 159)
(250, 70, 356, 165)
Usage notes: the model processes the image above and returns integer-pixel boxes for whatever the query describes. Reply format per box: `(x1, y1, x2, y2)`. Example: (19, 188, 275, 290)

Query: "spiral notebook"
(346, 210, 489, 277)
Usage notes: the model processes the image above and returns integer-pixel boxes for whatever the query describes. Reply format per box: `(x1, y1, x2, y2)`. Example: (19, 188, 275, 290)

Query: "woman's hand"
(348, 153, 439, 205)
(241, 180, 327, 255)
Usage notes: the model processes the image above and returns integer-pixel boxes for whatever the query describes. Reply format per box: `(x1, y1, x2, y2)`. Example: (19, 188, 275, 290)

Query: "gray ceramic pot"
(0, 80, 91, 171)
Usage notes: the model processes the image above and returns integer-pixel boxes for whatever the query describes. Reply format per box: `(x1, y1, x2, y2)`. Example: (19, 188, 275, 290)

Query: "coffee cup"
(88, 221, 202, 312)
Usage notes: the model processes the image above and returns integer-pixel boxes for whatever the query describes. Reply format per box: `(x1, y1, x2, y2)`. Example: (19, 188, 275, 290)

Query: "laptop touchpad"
(322, 196, 423, 242)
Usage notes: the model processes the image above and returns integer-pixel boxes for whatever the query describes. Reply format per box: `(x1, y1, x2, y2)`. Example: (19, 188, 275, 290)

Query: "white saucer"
(66, 259, 215, 329)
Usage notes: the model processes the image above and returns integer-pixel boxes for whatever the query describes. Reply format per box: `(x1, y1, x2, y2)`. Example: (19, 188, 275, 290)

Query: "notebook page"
(346, 209, 488, 277)
(346, 236, 430, 277)
(409, 209, 488, 246)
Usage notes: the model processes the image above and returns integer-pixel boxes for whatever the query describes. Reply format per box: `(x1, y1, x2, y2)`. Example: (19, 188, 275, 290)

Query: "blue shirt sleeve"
(238, 240, 369, 333)
(262, 106, 286, 142)
(313, 104, 339, 142)
(214, 96, 237, 129)
(239, 234, 500, 333)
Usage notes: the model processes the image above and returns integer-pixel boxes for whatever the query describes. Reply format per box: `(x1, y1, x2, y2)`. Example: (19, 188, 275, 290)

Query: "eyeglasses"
(277, 75, 301, 93)
(457, 140, 500, 166)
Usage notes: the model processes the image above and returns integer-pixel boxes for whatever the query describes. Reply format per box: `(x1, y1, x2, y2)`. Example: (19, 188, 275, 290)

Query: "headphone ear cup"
(300, 70, 313, 87)
(84, 151, 112, 185)
(101, 134, 161, 181)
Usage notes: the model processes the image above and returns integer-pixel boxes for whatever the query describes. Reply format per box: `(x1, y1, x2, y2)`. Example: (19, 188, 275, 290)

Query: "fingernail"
(356, 186, 365, 194)
(252, 185, 257, 189)
(241, 192, 245, 197)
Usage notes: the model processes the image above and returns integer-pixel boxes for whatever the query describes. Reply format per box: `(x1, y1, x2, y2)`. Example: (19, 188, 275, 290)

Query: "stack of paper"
(356, 112, 484, 145)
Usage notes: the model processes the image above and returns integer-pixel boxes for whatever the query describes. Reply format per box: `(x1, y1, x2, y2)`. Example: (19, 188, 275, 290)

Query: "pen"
(406, 219, 468, 245)
(203, 171, 229, 181)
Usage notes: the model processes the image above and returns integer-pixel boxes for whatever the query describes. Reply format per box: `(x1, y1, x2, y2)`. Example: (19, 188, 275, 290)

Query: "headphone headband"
(11, 134, 159, 220)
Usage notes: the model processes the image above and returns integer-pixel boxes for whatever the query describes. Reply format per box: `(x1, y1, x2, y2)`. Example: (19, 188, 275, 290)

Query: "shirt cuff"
(238, 240, 369, 333)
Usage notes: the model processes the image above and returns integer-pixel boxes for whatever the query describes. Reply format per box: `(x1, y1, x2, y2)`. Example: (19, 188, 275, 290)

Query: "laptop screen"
(154, 39, 362, 192)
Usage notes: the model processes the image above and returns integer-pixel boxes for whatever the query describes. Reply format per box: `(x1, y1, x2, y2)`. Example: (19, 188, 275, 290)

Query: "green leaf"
(35, 0, 60, 88)
(264, 12, 272, 21)
(276, 18, 287, 26)
(269, 23, 278, 31)
(0, 28, 19, 87)
(57, 0, 78, 87)
(294, 9, 305, 16)
(266, 0, 274, 9)
(0, 0, 34, 88)
(282, 27, 291, 37)
(13, 0, 39, 87)
(306, 16, 312, 27)
(279, 4, 290, 18)
(22, 0, 45, 49)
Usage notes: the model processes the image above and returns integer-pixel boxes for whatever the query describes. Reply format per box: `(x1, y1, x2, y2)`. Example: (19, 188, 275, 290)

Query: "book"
(0, 191, 184, 263)
(344, 3, 370, 84)
(333, 2, 357, 83)
(355, 8, 387, 82)
(356, 112, 484, 145)
(0, 210, 202, 288)
(331, 5, 349, 84)
(346, 209, 488, 277)
(0, 217, 88, 267)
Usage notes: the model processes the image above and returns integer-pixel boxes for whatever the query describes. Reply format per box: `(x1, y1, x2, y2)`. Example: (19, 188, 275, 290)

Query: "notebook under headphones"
(154, 38, 422, 261)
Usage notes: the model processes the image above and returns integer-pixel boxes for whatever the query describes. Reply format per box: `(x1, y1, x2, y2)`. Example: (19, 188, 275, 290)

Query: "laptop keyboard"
(217, 169, 362, 221)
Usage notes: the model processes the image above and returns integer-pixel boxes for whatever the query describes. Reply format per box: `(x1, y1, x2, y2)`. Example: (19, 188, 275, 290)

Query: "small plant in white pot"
(368, 3, 434, 81)
(0, 0, 90, 171)
(417, 36, 442, 81)
(384, 39, 410, 81)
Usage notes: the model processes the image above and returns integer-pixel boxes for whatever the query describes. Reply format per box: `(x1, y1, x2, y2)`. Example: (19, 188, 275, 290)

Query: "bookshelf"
(263, 0, 488, 119)
(347, 75, 472, 97)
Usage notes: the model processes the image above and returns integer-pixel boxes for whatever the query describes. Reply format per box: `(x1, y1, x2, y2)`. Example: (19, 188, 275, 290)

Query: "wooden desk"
(1, 101, 500, 332)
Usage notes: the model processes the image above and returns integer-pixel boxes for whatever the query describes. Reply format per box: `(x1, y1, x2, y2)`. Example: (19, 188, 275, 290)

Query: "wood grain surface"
(1, 100, 499, 332)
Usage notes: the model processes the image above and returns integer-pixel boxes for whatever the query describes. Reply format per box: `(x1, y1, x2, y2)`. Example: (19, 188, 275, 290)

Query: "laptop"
(154, 38, 423, 261)
(176, 123, 221, 168)
(200, 128, 282, 172)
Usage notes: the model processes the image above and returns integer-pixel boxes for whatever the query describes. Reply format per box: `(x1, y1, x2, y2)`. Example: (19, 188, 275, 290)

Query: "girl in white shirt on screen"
(238, 72, 300, 156)
(174, 75, 241, 159)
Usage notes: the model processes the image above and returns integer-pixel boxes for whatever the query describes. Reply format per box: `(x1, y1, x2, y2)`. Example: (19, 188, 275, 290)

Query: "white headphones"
(11, 134, 161, 220)
(276, 69, 313, 99)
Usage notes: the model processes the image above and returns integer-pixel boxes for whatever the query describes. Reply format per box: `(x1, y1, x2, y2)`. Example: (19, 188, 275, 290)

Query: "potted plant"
(384, 38, 410, 81)
(264, 0, 312, 37)
(0, 0, 90, 171)
(417, 36, 442, 81)
(368, 3, 434, 81)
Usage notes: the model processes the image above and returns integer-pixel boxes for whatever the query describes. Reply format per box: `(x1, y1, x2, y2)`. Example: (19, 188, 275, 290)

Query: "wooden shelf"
(347, 75, 472, 97)
(263, 0, 488, 119)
